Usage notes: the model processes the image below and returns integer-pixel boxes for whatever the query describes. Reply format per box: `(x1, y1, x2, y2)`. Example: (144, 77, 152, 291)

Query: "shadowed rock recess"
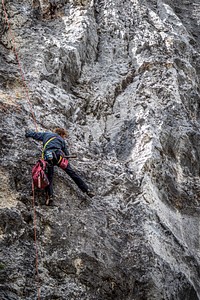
(0, 0, 200, 299)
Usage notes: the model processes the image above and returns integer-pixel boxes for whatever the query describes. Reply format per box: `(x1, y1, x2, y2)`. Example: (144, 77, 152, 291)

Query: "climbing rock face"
(1, 0, 200, 299)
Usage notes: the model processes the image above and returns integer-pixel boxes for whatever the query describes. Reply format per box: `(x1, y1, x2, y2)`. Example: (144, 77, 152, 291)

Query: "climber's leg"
(64, 163, 94, 197)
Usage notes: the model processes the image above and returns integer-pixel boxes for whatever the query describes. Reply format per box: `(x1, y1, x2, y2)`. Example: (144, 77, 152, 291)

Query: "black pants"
(45, 162, 89, 197)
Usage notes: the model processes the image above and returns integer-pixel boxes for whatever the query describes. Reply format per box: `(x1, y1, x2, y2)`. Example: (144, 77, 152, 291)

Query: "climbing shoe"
(86, 189, 95, 198)
(48, 199, 54, 206)
(46, 195, 54, 206)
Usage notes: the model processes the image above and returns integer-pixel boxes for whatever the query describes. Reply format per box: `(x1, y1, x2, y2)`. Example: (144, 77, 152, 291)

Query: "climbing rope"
(2, 1, 40, 299)
(32, 182, 41, 300)
(1, 0, 38, 132)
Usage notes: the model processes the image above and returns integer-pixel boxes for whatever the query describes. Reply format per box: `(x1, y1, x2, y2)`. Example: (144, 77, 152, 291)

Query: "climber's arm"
(25, 131, 45, 141)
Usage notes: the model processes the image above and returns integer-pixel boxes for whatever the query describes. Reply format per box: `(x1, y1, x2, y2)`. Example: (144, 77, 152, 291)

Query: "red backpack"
(32, 159, 49, 189)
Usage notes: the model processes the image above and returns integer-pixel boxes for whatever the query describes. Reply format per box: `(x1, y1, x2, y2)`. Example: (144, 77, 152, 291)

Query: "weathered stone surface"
(1, 0, 200, 299)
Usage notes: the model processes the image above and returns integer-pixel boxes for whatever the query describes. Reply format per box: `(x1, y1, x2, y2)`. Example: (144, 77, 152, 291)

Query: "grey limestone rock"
(0, 0, 200, 299)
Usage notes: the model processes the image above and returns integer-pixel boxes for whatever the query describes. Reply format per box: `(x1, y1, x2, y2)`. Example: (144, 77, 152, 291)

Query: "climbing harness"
(2, 1, 40, 299)
(41, 136, 56, 159)
(41, 136, 69, 169)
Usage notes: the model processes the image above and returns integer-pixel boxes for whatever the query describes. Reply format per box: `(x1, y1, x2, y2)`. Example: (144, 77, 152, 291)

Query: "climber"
(25, 127, 95, 205)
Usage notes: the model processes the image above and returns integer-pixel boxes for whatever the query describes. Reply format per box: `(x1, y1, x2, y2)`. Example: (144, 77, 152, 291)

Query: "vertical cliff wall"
(1, 0, 200, 299)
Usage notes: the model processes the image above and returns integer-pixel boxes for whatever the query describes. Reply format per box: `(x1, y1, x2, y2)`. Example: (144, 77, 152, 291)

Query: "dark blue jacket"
(26, 131, 69, 156)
